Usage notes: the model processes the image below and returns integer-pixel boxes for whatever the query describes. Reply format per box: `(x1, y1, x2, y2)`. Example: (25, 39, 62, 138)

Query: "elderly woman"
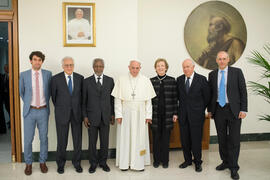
(150, 58, 178, 168)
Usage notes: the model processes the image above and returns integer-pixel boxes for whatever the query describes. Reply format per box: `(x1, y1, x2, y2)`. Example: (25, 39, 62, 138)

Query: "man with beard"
(197, 16, 245, 70)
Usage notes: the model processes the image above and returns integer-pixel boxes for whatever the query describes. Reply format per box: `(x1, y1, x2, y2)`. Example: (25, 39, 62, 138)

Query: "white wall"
(18, 0, 270, 152)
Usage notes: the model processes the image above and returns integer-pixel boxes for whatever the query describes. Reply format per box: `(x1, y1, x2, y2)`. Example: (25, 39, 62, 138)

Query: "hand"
(145, 119, 152, 124)
(84, 117, 90, 128)
(77, 32, 85, 37)
(238, 112, 246, 119)
(207, 112, 212, 119)
(111, 116, 115, 125)
(173, 115, 178, 122)
(116, 118, 122, 124)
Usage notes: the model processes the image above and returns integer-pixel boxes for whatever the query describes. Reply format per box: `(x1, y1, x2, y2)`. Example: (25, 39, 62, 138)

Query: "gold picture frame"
(63, 2, 96, 47)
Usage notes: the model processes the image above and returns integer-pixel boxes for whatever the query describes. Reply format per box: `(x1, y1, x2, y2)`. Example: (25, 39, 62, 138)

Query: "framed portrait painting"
(184, 1, 247, 70)
(63, 2, 96, 47)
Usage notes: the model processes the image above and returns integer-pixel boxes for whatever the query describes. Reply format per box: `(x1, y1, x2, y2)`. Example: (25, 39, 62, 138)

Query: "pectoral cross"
(131, 91, 136, 100)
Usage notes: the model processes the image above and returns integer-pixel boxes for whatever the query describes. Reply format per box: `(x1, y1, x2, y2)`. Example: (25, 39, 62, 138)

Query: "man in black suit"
(208, 51, 247, 180)
(177, 59, 210, 172)
(51, 57, 84, 174)
(82, 58, 114, 173)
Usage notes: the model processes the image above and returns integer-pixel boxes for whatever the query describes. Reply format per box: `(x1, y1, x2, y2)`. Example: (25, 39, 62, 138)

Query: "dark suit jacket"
(82, 75, 114, 127)
(208, 66, 248, 119)
(51, 72, 84, 125)
(177, 72, 210, 126)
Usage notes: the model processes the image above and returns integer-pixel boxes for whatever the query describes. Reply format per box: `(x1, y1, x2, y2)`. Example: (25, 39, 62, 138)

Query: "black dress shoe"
(179, 162, 192, 169)
(75, 165, 83, 173)
(231, 170, 240, 180)
(57, 167, 64, 174)
(100, 164, 110, 172)
(138, 169, 144, 172)
(195, 164, 202, 172)
(89, 165, 97, 173)
(216, 162, 228, 171)
(121, 169, 128, 171)
(162, 163, 168, 168)
(153, 162, 159, 168)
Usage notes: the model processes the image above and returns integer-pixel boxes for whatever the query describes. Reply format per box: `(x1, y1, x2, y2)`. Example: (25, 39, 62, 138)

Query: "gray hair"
(129, 60, 141, 66)
(182, 59, 195, 66)
(217, 51, 230, 59)
(62, 56, 74, 65)
(92, 58, 105, 67)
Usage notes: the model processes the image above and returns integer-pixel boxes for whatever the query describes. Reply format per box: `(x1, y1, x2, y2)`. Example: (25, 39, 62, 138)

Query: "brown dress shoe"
(40, 163, 48, 173)
(24, 164, 32, 175)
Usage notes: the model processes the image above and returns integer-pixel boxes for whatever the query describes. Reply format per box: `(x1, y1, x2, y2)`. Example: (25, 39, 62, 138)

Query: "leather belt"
(30, 105, 47, 109)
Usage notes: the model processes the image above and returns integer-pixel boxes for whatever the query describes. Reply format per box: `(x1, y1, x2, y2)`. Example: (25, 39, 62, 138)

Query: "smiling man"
(19, 51, 52, 175)
(51, 56, 84, 174)
(112, 60, 156, 171)
(82, 58, 115, 174)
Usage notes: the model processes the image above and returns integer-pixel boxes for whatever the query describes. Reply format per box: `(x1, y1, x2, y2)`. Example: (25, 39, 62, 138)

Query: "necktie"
(219, 70, 226, 107)
(97, 76, 102, 90)
(35, 72, 40, 107)
(185, 77, 190, 93)
(68, 75, 72, 95)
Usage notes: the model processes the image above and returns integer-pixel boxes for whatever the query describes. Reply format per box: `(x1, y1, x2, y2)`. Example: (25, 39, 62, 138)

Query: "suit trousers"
(88, 120, 110, 166)
(24, 108, 48, 164)
(56, 111, 82, 168)
(214, 103, 241, 171)
(152, 129, 171, 165)
(179, 119, 203, 165)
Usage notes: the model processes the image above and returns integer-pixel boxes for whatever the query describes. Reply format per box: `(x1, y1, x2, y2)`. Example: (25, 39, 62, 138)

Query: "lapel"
(41, 69, 47, 97)
(90, 75, 99, 92)
(60, 72, 71, 96)
(227, 66, 232, 90)
(27, 69, 32, 95)
(72, 73, 79, 96)
(213, 69, 218, 93)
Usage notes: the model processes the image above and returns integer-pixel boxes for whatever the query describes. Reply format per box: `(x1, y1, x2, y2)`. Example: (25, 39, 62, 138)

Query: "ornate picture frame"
(63, 2, 96, 47)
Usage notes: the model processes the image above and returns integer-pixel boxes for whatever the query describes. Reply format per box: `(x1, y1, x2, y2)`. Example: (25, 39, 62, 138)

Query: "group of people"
(19, 50, 247, 180)
(0, 64, 10, 134)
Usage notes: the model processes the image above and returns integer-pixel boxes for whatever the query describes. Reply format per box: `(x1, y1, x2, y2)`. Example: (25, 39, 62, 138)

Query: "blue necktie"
(219, 70, 226, 107)
(68, 75, 72, 95)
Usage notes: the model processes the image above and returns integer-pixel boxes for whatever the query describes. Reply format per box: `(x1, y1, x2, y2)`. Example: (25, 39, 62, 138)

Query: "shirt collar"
(32, 68, 42, 75)
(186, 71, 195, 80)
(218, 66, 228, 73)
(94, 73, 103, 79)
(64, 72, 73, 78)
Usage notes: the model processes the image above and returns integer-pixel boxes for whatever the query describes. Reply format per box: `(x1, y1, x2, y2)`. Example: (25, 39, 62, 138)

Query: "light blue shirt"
(94, 73, 103, 85)
(217, 66, 228, 103)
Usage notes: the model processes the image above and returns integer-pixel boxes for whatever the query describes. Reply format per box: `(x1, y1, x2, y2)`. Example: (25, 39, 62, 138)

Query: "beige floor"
(0, 141, 269, 180)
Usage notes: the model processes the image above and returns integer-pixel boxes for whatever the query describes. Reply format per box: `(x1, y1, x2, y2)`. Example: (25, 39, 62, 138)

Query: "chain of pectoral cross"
(129, 76, 138, 100)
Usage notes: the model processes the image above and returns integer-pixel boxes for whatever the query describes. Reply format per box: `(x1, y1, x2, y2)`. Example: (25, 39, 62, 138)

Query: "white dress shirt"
(31, 69, 46, 107)
(64, 72, 74, 90)
(217, 66, 229, 103)
(94, 73, 103, 85)
(185, 71, 195, 86)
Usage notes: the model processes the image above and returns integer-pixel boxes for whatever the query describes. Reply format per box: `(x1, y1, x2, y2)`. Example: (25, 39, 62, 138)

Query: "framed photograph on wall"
(63, 2, 96, 47)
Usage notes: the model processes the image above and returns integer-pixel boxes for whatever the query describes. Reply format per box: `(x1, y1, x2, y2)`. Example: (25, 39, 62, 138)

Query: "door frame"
(0, 0, 21, 162)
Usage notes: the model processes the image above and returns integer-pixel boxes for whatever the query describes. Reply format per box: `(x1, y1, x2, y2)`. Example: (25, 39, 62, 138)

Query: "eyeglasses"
(63, 64, 74, 67)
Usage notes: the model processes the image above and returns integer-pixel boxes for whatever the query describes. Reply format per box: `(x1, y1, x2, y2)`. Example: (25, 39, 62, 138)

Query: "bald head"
(182, 59, 195, 77)
(129, 60, 141, 77)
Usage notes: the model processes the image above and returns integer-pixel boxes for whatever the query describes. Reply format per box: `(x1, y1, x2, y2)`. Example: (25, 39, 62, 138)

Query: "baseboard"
(21, 133, 270, 162)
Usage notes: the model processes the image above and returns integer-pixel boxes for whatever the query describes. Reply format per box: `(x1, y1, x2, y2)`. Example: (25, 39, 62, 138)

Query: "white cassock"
(112, 73, 156, 170)
(68, 18, 91, 40)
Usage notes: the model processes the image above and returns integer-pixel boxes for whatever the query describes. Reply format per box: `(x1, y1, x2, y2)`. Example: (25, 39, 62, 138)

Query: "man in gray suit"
(19, 51, 52, 175)
(51, 57, 84, 174)
(82, 58, 114, 173)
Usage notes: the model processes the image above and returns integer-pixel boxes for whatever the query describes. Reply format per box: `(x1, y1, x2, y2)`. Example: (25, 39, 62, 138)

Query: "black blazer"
(51, 72, 84, 125)
(82, 75, 114, 126)
(177, 72, 210, 126)
(150, 75, 177, 130)
(208, 66, 248, 119)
